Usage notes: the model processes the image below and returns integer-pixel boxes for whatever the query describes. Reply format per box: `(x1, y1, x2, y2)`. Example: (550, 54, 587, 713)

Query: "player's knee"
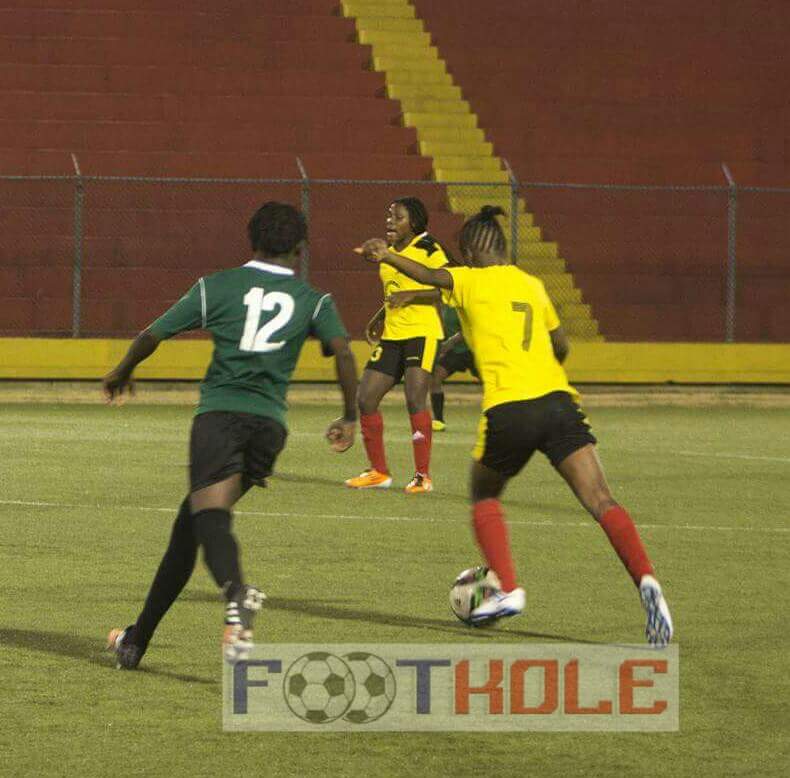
(588, 493, 618, 521)
(404, 386, 427, 414)
(356, 388, 378, 416)
(192, 508, 232, 544)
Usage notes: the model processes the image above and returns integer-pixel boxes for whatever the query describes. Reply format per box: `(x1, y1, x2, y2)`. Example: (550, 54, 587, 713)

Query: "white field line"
(1, 498, 787, 535)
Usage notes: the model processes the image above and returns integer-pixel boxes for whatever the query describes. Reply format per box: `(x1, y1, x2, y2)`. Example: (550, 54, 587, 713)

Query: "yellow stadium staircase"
(341, 0, 602, 340)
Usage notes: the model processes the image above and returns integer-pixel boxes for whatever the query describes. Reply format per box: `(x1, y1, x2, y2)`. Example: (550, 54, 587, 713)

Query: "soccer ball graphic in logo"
(449, 565, 501, 625)
(342, 652, 397, 724)
(283, 652, 355, 723)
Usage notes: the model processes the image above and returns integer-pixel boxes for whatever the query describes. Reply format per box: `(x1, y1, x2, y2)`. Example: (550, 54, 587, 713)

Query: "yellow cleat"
(405, 473, 433, 494)
(431, 419, 446, 432)
(345, 469, 393, 489)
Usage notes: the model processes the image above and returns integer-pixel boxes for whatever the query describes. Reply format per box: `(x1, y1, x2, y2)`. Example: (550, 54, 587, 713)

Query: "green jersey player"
(104, 202, 358, 668)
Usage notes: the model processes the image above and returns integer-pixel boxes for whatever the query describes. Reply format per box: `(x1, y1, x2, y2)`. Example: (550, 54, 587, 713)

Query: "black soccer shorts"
(436, 349, 478, 378)
(473, 391, 597, 477)
(189, 411, 287, 491)
(365, 337, 439, 382)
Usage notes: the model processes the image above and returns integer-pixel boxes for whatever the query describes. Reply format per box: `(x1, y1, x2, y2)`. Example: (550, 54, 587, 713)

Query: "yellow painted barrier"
(0, 338, 788, 384)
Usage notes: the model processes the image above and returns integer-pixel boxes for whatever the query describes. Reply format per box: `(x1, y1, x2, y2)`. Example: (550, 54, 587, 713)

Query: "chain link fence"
(1, 173, 788, 342)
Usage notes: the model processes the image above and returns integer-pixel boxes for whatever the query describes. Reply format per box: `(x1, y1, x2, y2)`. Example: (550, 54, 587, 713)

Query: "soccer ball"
(449, 565, 501, 625)
(343, 651, 397, 724)
(283, 651, 356, 724)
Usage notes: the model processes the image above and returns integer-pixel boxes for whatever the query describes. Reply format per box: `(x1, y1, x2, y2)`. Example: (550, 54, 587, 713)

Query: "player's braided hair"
(459, 205, 506, 258)
(392, 196, 429, 235)
(247, 201, 307, 256)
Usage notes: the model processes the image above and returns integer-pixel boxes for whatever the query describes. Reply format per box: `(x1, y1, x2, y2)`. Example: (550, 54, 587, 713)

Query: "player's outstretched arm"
(355, 239, 453, 290)
(102, 329, 161, 402)
(386, 288, 442, 308)
(325, 336, 358, 453)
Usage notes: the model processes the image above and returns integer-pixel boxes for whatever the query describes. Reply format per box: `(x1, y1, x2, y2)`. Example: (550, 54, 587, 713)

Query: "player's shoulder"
(410, 232, 449, 259)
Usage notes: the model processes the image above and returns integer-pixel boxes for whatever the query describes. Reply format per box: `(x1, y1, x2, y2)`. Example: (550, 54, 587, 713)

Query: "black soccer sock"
(192, 508, 243, 600)
(134, 497, 198, 647)
(431, 392, 445, 423)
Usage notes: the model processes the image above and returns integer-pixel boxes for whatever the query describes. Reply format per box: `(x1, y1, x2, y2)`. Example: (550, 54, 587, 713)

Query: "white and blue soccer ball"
(449, 565, 501, 625)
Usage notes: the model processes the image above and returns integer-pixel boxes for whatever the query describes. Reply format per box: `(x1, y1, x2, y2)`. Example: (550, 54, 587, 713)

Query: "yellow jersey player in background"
(357, 205, 673, 647)
(346, 197, 449, 494)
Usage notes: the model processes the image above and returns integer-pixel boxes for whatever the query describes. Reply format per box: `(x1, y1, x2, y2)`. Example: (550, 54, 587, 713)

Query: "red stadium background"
(1, 0, 788, 342)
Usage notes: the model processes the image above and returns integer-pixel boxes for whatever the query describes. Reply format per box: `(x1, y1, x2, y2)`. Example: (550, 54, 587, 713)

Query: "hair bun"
(479, 205, 505, 219)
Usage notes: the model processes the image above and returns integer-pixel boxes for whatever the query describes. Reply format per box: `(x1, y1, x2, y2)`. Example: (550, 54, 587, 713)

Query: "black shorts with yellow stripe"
(473, 391, 596, 477)
(366, 337, 439, 382)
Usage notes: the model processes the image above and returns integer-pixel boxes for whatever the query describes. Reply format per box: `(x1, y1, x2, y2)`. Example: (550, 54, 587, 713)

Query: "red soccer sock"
(472, 499, 518, 592)
(599, 505, 654, 587)
(360, 412, 388, 474)
(409, 410, 433, 475)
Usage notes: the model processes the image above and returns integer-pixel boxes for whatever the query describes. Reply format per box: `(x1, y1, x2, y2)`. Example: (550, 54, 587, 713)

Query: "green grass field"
(1, 388, 788, 776)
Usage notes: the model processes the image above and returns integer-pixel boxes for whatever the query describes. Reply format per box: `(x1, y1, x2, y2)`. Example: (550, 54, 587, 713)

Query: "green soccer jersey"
(441, 305, 470, 355)
(148, 260, 348, 426)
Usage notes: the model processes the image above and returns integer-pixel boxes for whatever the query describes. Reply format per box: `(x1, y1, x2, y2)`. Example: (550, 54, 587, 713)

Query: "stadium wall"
(0, 339, 788, 385)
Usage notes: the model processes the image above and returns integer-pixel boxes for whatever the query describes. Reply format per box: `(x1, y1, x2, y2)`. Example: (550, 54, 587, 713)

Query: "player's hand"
(386, 290, 417, 309)
(102, 368, 135, 404)
(354, 238, 389, 263)
(326, 418, 355, 453)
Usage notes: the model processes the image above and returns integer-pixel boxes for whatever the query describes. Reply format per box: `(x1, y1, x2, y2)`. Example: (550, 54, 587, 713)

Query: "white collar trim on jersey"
(244, 260, 295, 276)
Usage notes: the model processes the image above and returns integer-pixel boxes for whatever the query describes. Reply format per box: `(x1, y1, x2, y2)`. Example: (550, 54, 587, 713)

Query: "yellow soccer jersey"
(380, 232, 448, 340)
(444, 265, 576, 411)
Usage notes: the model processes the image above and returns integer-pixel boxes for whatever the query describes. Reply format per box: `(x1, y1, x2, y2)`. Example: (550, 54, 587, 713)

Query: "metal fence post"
(722, 163, 737, 342)
(502, 159, 519, 262)
(296, 157, 310, 280)
(71, 153, 84, 337)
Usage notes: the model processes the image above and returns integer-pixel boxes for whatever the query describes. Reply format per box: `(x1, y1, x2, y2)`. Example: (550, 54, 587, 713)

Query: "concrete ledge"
(0, 338, 788, 384)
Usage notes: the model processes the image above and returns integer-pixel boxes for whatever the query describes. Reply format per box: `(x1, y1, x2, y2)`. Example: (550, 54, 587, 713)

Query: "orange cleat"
(345, 469, 393, 489)
(404, 473, 433, 494)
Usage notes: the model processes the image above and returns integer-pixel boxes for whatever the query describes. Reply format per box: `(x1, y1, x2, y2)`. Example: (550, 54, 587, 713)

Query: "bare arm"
(356, 239, 454, 290)
(550, 326, 569, 364)
(386, 288, 442, 308)
(325, 336, 358, 452)
(102, 329, 161, 401)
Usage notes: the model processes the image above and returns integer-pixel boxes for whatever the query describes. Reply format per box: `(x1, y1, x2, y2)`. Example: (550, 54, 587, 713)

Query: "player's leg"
(555, 444, 672, 644)
(466, 408, 529, 622)
(403, 337, 438, 493)
(190, 472, 266, 658)
(190, 473, 248, 595)
(346, 345, 399, 488)
(430, 362, 451, 431)
(107, 496, 199, 669)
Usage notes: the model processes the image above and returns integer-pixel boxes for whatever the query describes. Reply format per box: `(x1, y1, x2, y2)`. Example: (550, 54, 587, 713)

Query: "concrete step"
(557, 302, 593, 320)
(358, 29, 432, 47)
(447, 189, 524, 212)
(398, 96, 470, 114)
(368, 43, 440, 61)
(387, 83, 462, 101)
(562, 318, 602, 338)
(374, 57, 447, 74)
(519, 241, 560, 259)
(435, 168, 509, 183)
(384, 70, 453, 86)
(355, 16, 425, 32)
(429, 155, 502, 171)
(516, 257, 565, 274)
(343, 2, 416, 18)
(415, 126, 484, 143)
(405, 111, 477, 128)
(419, 140, 493, 157)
